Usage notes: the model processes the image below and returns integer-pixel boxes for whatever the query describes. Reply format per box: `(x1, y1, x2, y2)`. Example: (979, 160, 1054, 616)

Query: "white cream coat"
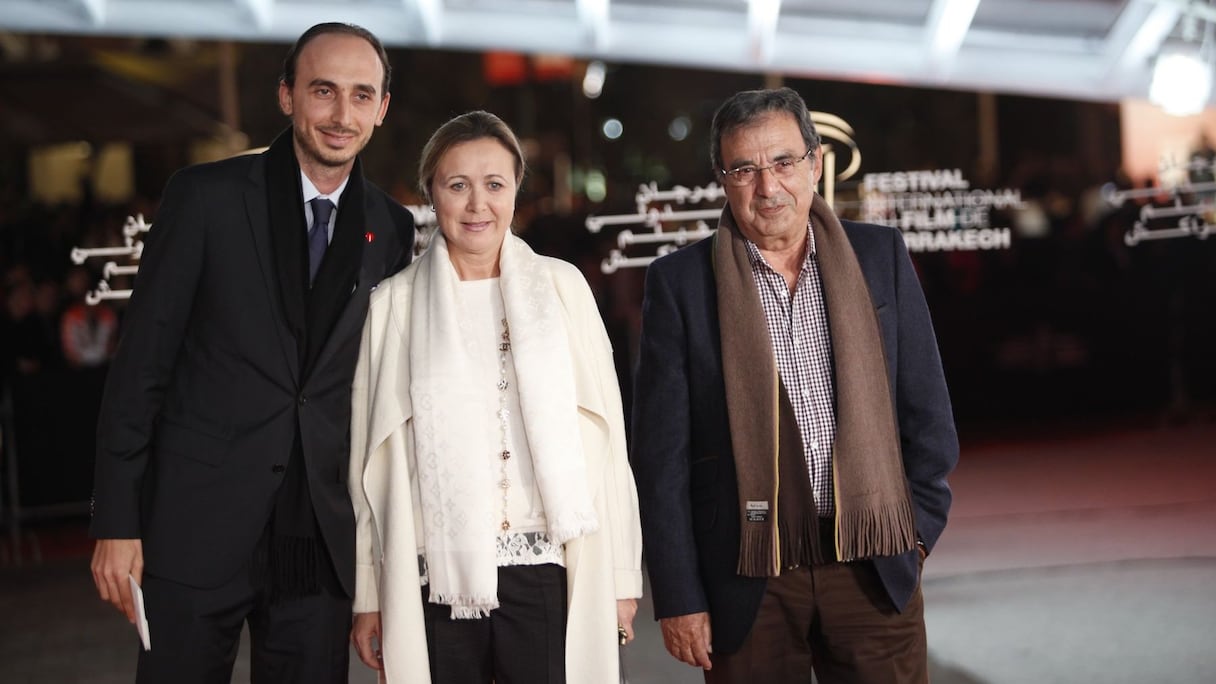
(350, 251, 643, 683)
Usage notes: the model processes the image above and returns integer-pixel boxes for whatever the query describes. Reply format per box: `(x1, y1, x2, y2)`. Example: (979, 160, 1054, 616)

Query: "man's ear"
(810, 146, 825, 186)
(375, 92, 391, 127)
(278, 81, 293, 116)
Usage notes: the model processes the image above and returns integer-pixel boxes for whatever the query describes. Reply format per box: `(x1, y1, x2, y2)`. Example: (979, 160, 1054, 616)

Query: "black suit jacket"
(630, 219, 958, 654)
(90, 145, 414, 597)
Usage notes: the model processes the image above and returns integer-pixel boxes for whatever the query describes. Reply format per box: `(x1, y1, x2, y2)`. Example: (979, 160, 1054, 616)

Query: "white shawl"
(409, 232, 599, 618)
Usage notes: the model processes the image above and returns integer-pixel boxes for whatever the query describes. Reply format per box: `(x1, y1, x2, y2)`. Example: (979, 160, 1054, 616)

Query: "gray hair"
(709, 87, 821, 171)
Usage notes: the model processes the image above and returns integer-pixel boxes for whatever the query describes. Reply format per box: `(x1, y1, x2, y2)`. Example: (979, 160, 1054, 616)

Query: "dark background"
(2, 37, 1214, 513)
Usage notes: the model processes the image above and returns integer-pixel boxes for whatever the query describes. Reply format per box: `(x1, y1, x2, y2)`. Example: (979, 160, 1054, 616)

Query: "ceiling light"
(1149, 46, 1213, 116)
(747, 0, 781, 63)
(928, 0, 980, 61)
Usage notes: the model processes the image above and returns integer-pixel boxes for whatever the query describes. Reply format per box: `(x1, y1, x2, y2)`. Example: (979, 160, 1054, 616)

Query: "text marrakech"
(901, 228, 1012, 252)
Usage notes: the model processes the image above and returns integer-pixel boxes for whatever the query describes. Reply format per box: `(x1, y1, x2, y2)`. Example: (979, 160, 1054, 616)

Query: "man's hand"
(351, 612, 384, 671)
(660, 611, 713, 670)
(90, 539, 143, 623)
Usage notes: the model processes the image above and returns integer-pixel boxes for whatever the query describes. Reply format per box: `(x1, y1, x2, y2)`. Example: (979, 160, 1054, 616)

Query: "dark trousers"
(422, 563, 568, 684)
(135, 540, 352, 684)
(706, 557, 928, 684)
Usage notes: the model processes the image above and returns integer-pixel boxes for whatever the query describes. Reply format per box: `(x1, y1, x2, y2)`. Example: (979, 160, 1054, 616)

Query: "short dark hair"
(709, 87, 821, 171)
(280, 22, 392, 97)
(417, 111, 527, 204)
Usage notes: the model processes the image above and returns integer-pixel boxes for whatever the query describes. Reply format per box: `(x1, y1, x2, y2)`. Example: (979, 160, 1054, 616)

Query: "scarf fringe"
(430, 592, 501, 620)
(835, 498, 918, 561)
(267, 535, 321, 603)
(779, 510, 826, 568)
(737, 525, 781, 577)
(737, 510, 826, 577)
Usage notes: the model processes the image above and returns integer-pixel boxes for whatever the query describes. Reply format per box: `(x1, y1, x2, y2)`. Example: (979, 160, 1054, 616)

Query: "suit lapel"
(243, 153, 300, 384)
(263, 130, 310, 376)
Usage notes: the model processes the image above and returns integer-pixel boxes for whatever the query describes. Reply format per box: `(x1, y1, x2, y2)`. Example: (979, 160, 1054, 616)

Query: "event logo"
(860, 169, 1020, 252)
(811, 111, 862, 208)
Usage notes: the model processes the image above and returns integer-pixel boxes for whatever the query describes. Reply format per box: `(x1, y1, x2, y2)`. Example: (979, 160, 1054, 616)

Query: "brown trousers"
(705, 558, 927, 684)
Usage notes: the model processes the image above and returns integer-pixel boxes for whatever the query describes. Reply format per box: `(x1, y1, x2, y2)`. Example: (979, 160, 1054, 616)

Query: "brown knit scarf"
(715, 193, 917, 577)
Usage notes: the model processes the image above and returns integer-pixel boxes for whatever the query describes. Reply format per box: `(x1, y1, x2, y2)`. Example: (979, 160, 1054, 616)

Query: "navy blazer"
(90, 149, 414, 596)
(630, 219, 958, 654)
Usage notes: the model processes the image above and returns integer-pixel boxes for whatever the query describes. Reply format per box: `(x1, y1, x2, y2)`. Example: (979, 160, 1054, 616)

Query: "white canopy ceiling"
(0, 0, 1208, 104)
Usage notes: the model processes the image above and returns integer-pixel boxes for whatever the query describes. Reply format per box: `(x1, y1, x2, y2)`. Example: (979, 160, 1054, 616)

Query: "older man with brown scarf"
(630, 87, 958, 684)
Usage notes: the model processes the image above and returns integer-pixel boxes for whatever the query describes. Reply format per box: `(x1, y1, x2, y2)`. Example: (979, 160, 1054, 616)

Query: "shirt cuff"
(353, 563, 380, 613)
(615, 568, 644, 600)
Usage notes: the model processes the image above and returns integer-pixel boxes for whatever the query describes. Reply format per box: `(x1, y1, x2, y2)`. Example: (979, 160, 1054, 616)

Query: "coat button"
(272, 464, 286, 474)
(297, 394, 307, 406)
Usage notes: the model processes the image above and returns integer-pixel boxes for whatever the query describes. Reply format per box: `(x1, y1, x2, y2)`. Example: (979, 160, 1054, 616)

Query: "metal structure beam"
(0, 0, 1205, 105)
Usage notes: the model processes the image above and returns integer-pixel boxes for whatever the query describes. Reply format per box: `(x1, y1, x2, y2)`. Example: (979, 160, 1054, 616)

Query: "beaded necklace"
(496, 317, 512, 531)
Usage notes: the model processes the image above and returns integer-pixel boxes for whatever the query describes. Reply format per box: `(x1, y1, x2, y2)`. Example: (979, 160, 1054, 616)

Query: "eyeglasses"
(719, 149, 814, 187)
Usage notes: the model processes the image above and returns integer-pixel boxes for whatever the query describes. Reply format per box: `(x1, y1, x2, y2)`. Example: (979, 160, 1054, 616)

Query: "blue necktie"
(308, 197, 334, 285)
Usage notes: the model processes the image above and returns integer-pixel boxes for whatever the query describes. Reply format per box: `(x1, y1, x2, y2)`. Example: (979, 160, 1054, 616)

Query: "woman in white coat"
(349, 110, 643, 683)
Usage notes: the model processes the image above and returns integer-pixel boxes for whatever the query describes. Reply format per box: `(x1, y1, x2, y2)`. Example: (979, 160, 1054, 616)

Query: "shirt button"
(810, 439, 819, 450)
(802, 389, 811, 398)
(272, 464, 286, 474)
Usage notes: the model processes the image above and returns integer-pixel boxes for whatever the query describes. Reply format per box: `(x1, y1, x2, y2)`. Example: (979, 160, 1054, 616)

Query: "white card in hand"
(128, 574, 151, 651)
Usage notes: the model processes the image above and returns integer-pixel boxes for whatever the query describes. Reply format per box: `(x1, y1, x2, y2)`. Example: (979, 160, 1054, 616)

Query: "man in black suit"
(88, 23, 414, 682)
(630, 87, 958, 683)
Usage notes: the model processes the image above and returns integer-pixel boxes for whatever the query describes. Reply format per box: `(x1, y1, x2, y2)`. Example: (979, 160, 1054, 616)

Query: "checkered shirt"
(745, 224, 837, 517)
